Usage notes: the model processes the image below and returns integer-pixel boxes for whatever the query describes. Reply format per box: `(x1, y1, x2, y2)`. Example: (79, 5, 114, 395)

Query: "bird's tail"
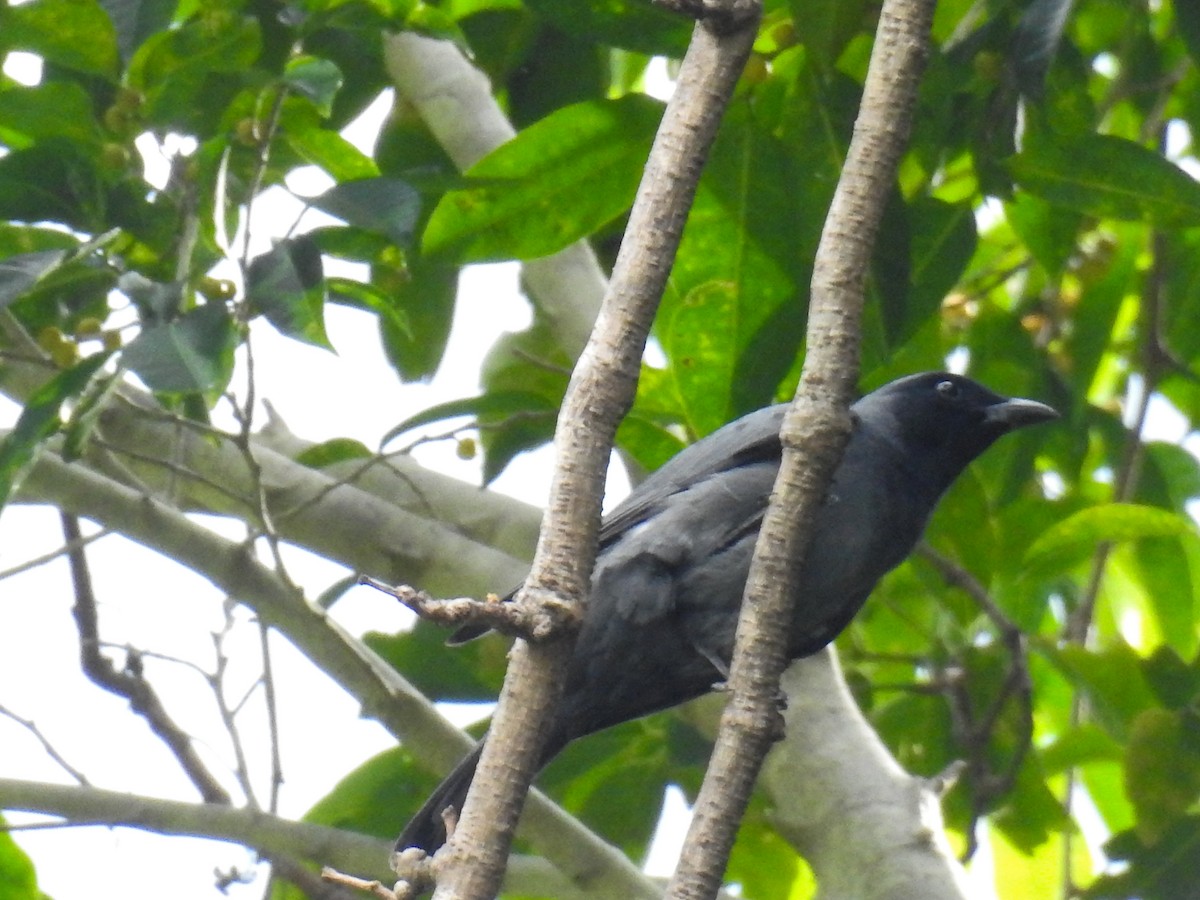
(395, 741, 485, 854)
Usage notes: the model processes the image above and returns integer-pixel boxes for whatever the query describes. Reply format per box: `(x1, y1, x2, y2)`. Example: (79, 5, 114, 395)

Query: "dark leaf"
(0, 139, 107, 231)
(246, 236, 330, 348)
(310, 178, 421, 248)
(1088, 818, 1200, 898)
(122, 302, 237, 394)
(381, 391, 556, 450)
(98, 0, 176, 61)
(376, 256, 456, 382)
(301, 745, 441, 847)
(365, 622, 507, 702)
(283, 55, 344, 117)
(524, 0, 690, 56)
(1124, 708, 1200, 843)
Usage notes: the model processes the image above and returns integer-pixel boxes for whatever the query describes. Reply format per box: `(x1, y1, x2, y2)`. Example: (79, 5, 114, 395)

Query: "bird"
(396, 371, 1058, 853)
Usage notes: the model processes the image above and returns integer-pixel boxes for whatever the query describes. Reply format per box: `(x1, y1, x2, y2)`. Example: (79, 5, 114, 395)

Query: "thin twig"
(0, 704, 91, 785)
(0, 527, 110, 582)
(61, 512, 233, 805)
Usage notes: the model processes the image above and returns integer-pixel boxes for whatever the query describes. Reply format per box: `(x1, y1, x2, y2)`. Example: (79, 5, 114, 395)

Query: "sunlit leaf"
(1023, 504, 1196, 577)
(1009, 133, 1200, 227)
(423, 95, 662, 262)
(0, 815, 41, 900)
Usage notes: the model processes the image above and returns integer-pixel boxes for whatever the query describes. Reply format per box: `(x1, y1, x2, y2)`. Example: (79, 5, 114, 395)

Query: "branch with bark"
(400, 3, 763, 895)
(667, 0, 939, 896)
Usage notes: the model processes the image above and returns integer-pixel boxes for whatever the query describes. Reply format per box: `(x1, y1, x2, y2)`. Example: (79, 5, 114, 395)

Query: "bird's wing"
(447, 404, 786, 645)
(598, 404, 787, 547)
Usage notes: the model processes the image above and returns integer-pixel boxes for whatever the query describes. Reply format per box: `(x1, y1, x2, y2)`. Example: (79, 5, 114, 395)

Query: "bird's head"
(853, 371, 1059, 495)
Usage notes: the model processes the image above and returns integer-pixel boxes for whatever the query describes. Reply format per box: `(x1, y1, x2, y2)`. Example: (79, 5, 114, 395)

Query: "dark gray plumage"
(397, 371, 1057, 853)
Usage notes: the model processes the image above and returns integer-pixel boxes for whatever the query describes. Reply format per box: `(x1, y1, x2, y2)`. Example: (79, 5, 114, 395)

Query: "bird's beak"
(985, 397, 1060, 430)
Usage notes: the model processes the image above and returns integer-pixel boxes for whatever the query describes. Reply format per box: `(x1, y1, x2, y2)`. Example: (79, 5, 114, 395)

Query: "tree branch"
(15, 448, 658, 898)
(0, 779, 665, 899)
(418, 6, 760, 897)
(61, 511, 233, 806)
(762, 653, 974, 900)
(666, 0, 936, 895)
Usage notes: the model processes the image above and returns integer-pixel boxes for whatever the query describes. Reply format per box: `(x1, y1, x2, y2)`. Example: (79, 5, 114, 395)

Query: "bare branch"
(360, 577, 579, 642)
(61, 512, 233, 806)
(0, 704, 91, 786)
(667, 0, 936, 894)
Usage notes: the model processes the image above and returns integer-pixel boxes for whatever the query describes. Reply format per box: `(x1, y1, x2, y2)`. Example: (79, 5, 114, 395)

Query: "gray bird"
(398, 371, 1058, 853)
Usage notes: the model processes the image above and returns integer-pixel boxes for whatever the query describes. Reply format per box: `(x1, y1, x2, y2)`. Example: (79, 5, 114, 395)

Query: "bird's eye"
(936, 380, 959, 399)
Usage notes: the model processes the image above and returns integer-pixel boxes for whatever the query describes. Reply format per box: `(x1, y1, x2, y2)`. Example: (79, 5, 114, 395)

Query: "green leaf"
(1040, 724, 1124, 774)
(301, 745, 440, 847)
(615, 412, 687, 476)
(1005, 193, 1081, 276)
(0, 815, 41, 900)
(0, 0, 119, 76)
(283, 110, 380, 182)
(524, 0, 690, 56)
(661, 96, 821, 418)
(1176, 0, 1200, 68)
(100, 0, 177, 61)
(246, 236, 330, 348)
(873, 196, 978, 350)
(0, 139, 107, 231)
(1128, 534, 1200, 660)
(294, 437, 373, 468)
(787, 0, 870, 68)
(991, 754, 1072, 853)
(310, 178, 421, 247)
(478, 323, 572, 482)
(664, 281, 740, 437)
(537, 714, 702, 857)
(727, 795, 810, 899)
(0, 82, 104, 149)
(381, 391, 556, 449)
(127, 14, 263, 131)
(1023, 504, 1196, 577)
(1046, 643, 1160, 738)
(1008, 133, 1200, 227)
(365, 621, 507, 702)
(283, 55, 344, 117)
(122, 302, 237, 394)
(1125, 708, 1200, 843)
(0, 352, 112, 509)
(423, 95, 663, 262)
(376, 256, 457, 382)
